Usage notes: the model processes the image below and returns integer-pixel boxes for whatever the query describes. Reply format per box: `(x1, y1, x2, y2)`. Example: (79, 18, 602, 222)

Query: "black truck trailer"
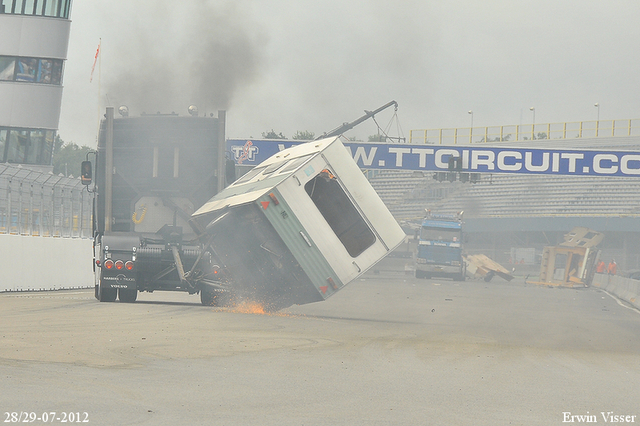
(87, 106, 229, 303)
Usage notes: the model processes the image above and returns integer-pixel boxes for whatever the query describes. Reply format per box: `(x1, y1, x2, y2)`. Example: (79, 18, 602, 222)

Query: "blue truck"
(415, 210, 465, 281)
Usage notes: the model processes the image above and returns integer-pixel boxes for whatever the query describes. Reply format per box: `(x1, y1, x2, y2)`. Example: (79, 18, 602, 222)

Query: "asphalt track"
(1, 275, 639, 426)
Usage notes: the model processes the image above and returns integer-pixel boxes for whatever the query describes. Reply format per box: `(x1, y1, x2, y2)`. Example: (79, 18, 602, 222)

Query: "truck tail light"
(211, 264, 221, 279)
(104, 260, 114, 269)
(115, 260, 124, 270)
(125, 261, 134, 270)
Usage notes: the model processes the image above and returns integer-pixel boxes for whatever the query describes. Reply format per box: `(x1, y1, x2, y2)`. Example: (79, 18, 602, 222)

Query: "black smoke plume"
(104, 0, 264, 116)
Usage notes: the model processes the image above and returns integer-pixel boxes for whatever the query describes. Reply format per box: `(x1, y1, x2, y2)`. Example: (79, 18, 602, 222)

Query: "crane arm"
(314, 100, 398, 140)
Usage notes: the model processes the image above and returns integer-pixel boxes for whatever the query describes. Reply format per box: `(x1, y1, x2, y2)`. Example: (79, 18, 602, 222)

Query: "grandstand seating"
(366, 135, 640, 271)
(367, 144, 640, 222)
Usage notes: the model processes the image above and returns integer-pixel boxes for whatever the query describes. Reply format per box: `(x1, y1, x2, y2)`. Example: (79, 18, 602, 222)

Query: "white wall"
(0, 234, 93, 292)
(592, 273, 640, 311)
(0, 83, 64, 129)
(0, 15, 71, 58)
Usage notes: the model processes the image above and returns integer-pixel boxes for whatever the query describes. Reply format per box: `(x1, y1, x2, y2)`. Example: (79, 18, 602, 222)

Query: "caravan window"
(233, 166, 266, 185)
(305, 170, 375, 257)
(262, 160, 288, 175)
(278, 154, 312, 174)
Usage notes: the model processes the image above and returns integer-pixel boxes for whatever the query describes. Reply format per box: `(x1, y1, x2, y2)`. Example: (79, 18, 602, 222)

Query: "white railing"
(409, 119, 640, 144)
(0, 164, 92, 238)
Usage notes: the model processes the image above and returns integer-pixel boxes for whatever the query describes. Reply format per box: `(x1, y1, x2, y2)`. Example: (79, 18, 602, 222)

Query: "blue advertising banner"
(227, 138, 640, 177)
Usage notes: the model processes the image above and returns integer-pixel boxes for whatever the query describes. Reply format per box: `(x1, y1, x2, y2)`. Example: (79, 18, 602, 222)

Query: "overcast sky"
(58, 0, 640, 146)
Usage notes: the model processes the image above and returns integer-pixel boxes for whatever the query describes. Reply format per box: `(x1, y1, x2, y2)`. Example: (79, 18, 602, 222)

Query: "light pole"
(530, 107, 535, 139)
(468, 110, 473, 143)
(594, 103, 600, 136)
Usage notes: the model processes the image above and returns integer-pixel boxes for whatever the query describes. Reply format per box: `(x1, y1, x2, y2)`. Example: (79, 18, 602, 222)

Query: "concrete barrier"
(0, 234, 94, 292)
(592, 273, 640, 310)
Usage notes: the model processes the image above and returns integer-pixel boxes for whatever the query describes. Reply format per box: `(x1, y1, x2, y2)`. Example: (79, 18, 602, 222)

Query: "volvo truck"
(85, 106, 229, 303)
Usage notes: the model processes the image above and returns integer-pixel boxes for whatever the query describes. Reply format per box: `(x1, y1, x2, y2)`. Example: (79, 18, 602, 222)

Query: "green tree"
(261, 129, 286, 139)
(53, 134, 64, 155)
(292, 130, 315, 140)
(52, 139, 93, 177)
(523, 132, 548, 141)
(368, 134, 386, 142)
(479, 134, 512, 142)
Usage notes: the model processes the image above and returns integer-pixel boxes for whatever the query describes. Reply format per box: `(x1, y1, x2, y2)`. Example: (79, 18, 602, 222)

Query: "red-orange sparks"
(232, 301, 267, 315)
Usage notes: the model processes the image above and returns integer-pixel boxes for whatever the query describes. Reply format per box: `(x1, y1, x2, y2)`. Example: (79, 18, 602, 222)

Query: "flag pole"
(98, 38, 101, 145)
(91, 39, 101, 145)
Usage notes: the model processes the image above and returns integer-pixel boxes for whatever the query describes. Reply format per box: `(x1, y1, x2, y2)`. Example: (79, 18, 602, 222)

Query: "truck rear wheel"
(96, 268, 117, 302)
(200, 289, 218, 306)
(119, 288, 138, 303)
(201, 288, 235, 307)
(98, 284, 117, 302)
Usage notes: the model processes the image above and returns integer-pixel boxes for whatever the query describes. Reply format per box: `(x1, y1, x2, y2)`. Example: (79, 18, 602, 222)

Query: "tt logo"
(231, 141, 260, 164)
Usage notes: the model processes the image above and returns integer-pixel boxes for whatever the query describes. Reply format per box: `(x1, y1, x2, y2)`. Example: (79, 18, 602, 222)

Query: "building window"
(0, 57, 15, 81)
(0, 0, 71, 18)
(37, 59, 53, 83)
(50, 59, 62, 84)
(304, 169, 376, 257)
(16, 58, 38, 82)
(0, 129, 7, 162)
(6, 130, 28, 163)
(0, 128, 54, 165)
(0, 56, 63, 85)
(26, 130, 45, 164)
(23, 0, 36, 15)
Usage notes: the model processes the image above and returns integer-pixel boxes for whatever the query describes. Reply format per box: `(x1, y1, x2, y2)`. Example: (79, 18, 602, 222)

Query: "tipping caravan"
(192, 136, 406, 311)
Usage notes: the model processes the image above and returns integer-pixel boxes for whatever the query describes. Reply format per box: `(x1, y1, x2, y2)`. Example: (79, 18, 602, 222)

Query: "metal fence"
(409, 119, 640, 144)
(0, 163, 92, 238)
